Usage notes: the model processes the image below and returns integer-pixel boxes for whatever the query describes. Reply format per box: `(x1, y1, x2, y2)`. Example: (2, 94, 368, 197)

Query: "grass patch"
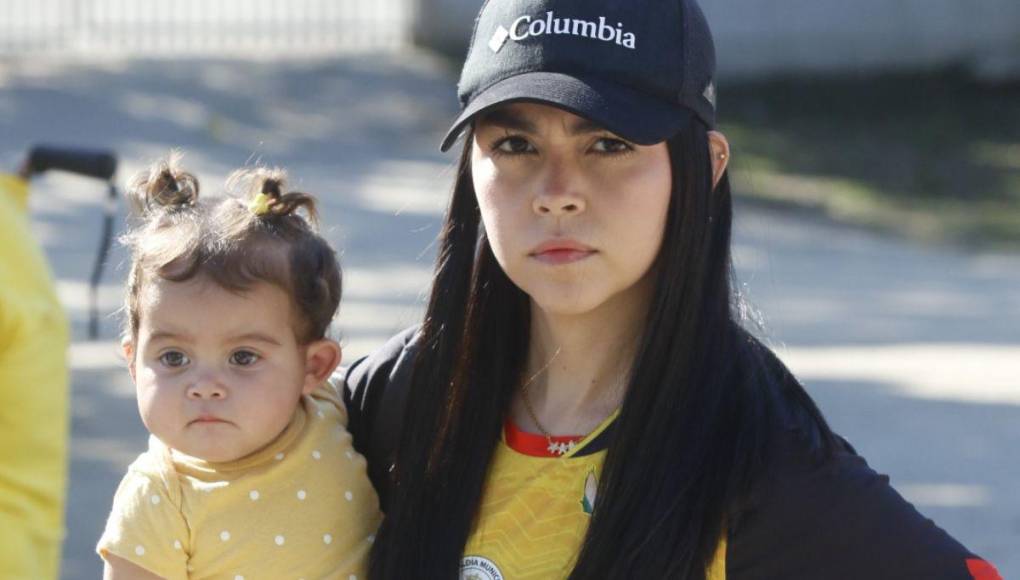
(720, 72, 1020, 248)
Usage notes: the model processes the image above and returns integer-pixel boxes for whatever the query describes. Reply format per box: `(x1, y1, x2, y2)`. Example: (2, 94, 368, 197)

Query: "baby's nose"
(186, 375, 227, 400)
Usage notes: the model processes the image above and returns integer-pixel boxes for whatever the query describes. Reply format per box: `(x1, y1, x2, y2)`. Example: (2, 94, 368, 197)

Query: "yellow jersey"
(462, 413, 725, 580)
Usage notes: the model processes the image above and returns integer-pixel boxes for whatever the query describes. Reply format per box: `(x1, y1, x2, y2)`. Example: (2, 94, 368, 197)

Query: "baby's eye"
(493, 135, 536, 155)
(591, 137, 633, 155)
(230, 350, 261, 366)
(159, 351, 190, 368)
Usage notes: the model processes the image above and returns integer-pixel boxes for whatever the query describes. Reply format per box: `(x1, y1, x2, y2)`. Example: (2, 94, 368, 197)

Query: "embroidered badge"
(461, 555, 505, 580)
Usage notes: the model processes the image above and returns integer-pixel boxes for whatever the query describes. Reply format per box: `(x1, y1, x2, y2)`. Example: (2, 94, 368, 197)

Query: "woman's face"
(471, 102, 672, 317)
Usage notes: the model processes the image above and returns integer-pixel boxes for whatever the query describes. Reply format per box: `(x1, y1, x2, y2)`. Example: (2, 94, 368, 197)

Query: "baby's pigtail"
(120, 151, 205, 341)
(127, 152, 200, 216)
(232, 168, 320, 226)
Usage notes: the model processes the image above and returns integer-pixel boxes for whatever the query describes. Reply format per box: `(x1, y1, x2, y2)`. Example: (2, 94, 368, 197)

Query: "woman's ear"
(707, 130, 730, 190)
(302, 339, 342, 395)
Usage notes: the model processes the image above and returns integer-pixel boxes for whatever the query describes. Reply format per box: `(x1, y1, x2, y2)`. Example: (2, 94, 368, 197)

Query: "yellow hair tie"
(249, 192, 272, 216)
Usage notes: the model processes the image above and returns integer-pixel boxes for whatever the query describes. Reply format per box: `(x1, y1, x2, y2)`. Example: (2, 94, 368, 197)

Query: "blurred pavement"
(0, 53, 1016, 578)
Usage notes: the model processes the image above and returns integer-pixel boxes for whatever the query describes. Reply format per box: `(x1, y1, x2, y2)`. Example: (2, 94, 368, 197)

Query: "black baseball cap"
(440, 0, 718, 152)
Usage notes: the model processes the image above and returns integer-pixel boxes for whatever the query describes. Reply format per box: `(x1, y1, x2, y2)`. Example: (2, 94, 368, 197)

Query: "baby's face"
(127, 277, 312, 463)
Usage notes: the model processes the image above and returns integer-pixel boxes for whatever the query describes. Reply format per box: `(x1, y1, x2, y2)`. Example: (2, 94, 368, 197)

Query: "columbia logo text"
(489, 11, 636, 53)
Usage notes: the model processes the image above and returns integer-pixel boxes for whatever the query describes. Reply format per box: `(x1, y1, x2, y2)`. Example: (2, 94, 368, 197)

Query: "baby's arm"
(103, 552, 167, 580)
(97, 465, 189, 580)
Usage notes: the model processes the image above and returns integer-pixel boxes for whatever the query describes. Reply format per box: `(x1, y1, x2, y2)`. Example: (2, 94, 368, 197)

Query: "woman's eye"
(230, 350, 261, 366)
(159, 351, 190, 368)
(592, 137, 633, 154)
(493, 136, 535, 155)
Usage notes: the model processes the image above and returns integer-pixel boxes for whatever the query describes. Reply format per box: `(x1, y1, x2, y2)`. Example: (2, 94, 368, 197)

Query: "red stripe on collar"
(504, 418, 585, 457)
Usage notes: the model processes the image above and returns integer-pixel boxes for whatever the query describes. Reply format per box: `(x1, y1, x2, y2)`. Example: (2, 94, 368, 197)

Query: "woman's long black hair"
(370, 116, 838, 578)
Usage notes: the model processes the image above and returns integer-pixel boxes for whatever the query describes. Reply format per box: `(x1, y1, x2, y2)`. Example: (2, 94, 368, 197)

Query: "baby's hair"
(122, 154, 342, 346)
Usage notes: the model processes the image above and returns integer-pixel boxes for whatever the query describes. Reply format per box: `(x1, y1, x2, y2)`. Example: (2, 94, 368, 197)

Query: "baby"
(97, 155, 380, 579)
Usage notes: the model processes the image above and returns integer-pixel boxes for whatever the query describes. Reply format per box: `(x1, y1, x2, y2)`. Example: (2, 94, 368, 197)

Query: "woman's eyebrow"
(477, 109, 537, 133)
(477, 109, 607, 136)
(567, 118, 605, 136)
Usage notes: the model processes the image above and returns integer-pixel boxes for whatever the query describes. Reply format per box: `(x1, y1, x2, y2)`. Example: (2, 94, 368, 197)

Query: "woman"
(340, 0, 1001, 578)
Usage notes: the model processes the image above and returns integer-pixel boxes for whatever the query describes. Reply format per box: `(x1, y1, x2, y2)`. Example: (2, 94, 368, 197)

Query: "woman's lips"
(530, 240, 596, 265)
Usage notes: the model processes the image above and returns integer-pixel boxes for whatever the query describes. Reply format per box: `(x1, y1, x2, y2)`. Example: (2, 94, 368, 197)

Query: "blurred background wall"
(3, 0, 1019, 82)
(414, 0, 1020, 81)
(0, 0, 411, 55)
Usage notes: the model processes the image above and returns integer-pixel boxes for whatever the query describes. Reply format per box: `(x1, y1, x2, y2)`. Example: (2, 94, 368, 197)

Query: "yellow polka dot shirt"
(97, 385, 381, 579)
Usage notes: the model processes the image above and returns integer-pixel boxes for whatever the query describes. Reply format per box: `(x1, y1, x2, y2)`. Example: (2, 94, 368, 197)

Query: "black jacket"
(338, 327, 999, 580)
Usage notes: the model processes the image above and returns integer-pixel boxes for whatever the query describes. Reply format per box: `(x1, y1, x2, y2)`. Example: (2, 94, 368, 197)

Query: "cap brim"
(439, 72, 693, 152)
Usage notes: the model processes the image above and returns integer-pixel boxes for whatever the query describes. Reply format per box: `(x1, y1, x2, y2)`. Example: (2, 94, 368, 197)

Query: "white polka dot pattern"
(97, 391, 381, 579)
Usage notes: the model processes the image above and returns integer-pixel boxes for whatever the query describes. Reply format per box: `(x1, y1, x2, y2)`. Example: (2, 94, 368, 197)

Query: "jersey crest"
(461, 555, 505, 580)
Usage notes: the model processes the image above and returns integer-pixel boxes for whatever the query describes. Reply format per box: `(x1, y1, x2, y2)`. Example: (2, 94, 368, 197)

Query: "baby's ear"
(121, 338, 137, 382)
(303, 339, 342, 394)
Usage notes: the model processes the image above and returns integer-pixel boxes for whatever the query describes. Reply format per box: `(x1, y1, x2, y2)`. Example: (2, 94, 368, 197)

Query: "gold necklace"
(518, 352, 565, 455)
(519, 362, 624, 457)
(520, 379, 575, 455)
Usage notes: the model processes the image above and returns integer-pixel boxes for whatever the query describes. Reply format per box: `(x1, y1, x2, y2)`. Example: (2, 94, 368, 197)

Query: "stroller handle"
(27, 146, 118, 181)
(21, 144, 119, 340)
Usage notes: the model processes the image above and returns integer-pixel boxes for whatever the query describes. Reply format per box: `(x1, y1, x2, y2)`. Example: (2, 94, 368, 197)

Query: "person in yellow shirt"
(97, 156, 380, 579)
(0, 161, 70, 580)
(0, 162, 70, 580)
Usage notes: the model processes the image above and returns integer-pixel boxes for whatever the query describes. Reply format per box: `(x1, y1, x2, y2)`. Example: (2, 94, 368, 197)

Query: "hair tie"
(249, 192, 272, 216)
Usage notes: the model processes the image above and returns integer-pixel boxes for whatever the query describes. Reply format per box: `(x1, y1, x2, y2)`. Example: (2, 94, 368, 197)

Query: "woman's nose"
(186, 373, 227, 400)
(532, 159, 586, 216)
